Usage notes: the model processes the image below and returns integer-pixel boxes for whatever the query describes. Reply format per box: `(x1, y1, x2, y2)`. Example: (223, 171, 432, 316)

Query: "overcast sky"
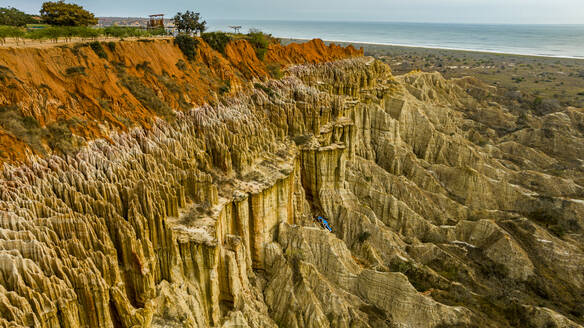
(4, 0, 584, 24)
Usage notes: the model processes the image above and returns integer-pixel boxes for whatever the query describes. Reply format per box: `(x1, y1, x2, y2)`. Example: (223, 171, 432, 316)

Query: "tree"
(0, 26, 25, 45)
(40, 1, 98, 26)
(173, 11, 206, 35)
(0, 7, 35, 27)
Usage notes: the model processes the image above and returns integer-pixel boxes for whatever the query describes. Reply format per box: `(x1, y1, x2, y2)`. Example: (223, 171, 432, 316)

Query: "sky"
(3, 0, 584, 24)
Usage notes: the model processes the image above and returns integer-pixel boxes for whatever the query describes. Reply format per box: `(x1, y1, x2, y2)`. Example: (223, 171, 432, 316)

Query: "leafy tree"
(173, 11, 206, 35)
(40, 1, 98, 26)
(0, 7, 35, 27)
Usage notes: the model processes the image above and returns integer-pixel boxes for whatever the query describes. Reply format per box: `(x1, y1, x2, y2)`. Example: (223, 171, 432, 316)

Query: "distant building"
(148, 14, 164, 29)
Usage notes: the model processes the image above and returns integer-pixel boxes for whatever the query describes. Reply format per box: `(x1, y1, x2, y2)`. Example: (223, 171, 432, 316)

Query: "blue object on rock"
(315, 216, 332, 232)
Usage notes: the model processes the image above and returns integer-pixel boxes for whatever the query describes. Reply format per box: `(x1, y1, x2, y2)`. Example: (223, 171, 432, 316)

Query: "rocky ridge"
(1, 41, 584, 328)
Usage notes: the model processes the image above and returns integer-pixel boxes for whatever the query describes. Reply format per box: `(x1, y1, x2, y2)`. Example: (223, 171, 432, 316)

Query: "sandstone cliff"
(0, 39, 583, 328)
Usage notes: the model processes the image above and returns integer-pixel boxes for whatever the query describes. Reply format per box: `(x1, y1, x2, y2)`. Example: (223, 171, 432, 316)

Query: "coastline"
(279, 38, 584, 108)
(281, 37, 584, 60)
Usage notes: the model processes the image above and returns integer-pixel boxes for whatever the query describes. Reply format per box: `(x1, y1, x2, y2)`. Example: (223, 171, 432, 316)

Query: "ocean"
(206, 20, 584, 58)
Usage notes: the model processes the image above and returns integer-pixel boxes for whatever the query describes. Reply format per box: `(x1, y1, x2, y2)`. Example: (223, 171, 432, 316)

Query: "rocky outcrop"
(1, 42, 583, 327)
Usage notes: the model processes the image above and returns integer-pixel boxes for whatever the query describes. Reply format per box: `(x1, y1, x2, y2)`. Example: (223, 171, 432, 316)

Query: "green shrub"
(0, 105, 45, 154)
(136, 61, 152, 72)
(266, 62, 283, 79)
(174, 34, 199, 61)
(46, 121, 81, 155)
(88, 41, 107, 59)
(175, 59, 187, 71)
(106, 41, 116, 52)
(119, 74, 174, 119)
(247, 29, 270, 60)
(358, 231, 371, 243)
(218, 80, 230, 95)
(202, 31, 232, 55)
(254, 82, 275, 97)
(65, 66, 85, 76)
(0, 65, 13, 81)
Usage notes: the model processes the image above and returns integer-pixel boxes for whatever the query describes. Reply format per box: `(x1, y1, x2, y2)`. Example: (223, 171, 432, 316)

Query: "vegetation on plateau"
(0, 2, 168, 44)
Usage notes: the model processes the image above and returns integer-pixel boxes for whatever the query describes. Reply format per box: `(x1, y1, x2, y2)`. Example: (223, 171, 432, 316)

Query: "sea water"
(207, 20, 584, 58)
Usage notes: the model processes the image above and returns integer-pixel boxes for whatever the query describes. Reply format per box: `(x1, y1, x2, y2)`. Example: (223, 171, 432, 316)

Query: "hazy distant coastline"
(208, 20, 584, 58)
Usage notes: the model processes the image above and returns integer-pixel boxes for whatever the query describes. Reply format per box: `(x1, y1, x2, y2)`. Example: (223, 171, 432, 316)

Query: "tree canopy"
(0, 7, 35, 27)
(173, 11, 206, 35)
(40, 1, 97, 26)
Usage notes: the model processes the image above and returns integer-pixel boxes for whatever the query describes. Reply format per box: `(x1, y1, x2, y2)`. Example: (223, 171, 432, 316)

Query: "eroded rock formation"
(1, 40, 583, 328)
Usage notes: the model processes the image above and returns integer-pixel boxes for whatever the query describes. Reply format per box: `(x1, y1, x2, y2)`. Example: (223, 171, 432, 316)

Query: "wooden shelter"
(148, 14, 164, 29)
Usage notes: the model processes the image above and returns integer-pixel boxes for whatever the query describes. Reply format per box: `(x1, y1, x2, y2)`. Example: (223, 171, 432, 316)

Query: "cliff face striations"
(0, 39, 583, 328)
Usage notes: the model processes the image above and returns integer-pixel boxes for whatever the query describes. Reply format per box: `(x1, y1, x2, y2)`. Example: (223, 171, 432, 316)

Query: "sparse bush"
(119, 74, 174, 119)
(88, 41, 107, 59)
(175, 59, 187, 71)
(254, 82, 275, 97)
(202, 31, 232, 55)
(65, 66, 85, 76)
(358, 231, 371, 243)
(174, 34, 199, 60)
(135, 61, 152, 72)
(266, 62, 283, 79)
(106, 41, 116, 51)
(0, 65, 13, 81)
(46, 120, 82, 155)
(218, 80, 230, 95)
(0, 105, 45, 154)
(247, 29, 271, 60)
